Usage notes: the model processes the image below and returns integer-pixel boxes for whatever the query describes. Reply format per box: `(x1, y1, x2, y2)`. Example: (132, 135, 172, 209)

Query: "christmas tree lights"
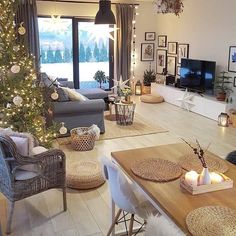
(0, 0, 57, 148)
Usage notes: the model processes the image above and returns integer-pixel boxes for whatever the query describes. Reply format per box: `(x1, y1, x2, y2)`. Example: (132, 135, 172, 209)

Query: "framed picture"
(141, 43, 155, 61)
(158, 35, 167, 48)
(177, 65, 181, 76)
(177, 44, 189, 64)
(168, 42, 178, 55)
(156, 49, 167, 74)
(167, 56, 176, 76)
(234, 77, 236, 87)
(228, 46, 236, 72)
(145, 32, 156, 41)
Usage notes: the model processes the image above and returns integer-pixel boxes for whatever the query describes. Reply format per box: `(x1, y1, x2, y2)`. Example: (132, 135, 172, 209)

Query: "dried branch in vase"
(181, 138, 211, 168)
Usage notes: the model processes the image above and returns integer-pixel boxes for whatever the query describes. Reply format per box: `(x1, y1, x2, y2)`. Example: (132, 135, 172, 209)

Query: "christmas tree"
(0, 0, 57, 148)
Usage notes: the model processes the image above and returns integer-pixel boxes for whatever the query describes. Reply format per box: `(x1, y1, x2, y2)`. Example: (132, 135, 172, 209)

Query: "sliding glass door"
(38, 17, 114, 89)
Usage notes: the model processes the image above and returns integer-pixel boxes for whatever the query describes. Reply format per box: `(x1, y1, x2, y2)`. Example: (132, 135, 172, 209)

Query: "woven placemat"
(186, 206, 236, 236)
(131, 158, 182, 182)
(179, 154, 228, 173)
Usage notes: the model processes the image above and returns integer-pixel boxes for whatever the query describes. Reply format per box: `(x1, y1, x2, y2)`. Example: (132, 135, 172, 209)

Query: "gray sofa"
(52, 88, 109, 134)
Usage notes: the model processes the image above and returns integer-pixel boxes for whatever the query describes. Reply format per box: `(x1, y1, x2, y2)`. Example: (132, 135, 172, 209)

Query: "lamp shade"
(95, 0, 116, 25)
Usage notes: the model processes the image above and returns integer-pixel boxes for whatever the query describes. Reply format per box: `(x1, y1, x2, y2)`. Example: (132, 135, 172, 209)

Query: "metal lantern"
(135, 80, 142, 95)
(218, 112, 230, 127)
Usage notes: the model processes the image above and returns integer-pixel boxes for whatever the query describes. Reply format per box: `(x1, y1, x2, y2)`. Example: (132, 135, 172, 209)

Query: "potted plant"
(215, 71, 233, 101)
(121, 87, 132, 103)
(143, 69, 156, 94)
(93, 70, 109, 89)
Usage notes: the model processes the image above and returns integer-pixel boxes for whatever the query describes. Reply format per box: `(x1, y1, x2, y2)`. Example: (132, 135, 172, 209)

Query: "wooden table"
(111, 143, 236, 235)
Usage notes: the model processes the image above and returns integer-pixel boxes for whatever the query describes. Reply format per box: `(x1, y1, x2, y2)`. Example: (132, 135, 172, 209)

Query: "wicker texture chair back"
(0, 133, 67, 234)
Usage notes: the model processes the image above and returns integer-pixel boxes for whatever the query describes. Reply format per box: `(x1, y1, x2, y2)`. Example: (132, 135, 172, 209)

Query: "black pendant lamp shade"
(95, 0, 116, 24)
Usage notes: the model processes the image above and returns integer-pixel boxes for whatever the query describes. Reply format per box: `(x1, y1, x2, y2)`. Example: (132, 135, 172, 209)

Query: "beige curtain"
(116, 4, 134, 81)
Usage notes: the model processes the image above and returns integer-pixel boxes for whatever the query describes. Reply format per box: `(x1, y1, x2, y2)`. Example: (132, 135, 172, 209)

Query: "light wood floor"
(1, 97, 236, 236)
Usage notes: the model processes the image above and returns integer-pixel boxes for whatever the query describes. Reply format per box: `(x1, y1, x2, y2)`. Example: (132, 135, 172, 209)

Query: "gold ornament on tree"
(13, 95, 23, 106)
(59, 122, 67, 135)
(11, 64, 20, 73)
(51, 89, 59, 100)
(18, 22, 26, 35)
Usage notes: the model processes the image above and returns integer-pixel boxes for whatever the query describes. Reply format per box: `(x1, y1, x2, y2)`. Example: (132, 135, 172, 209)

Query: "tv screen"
(180, 58, 216, 94)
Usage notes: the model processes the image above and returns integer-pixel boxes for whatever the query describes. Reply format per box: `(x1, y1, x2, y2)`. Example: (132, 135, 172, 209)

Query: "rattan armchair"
(0, 134, 67, 234)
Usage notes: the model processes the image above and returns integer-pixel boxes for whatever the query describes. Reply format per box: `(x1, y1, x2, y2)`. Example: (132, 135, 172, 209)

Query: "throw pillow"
(62, 87, 87, 101)
(10, 136, 28, 156)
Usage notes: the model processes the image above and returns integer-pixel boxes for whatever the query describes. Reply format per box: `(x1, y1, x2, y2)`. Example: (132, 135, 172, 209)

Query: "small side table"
(115, 102, 136, 125)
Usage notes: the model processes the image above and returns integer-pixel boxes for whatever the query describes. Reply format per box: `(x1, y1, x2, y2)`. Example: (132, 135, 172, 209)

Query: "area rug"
(57, 112, 168, 145)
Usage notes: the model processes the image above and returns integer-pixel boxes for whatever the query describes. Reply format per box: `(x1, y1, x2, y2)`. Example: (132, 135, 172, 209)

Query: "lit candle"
(185, 170, 199, 186)
(210, 172, 224, 184)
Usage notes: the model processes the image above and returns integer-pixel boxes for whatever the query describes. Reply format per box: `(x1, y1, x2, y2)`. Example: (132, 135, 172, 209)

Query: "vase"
(125, 95, 131, 103)
(198, 167, 211, 185)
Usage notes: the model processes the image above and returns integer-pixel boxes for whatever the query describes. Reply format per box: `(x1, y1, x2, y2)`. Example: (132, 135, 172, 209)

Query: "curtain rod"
(37, 0, 140, 6)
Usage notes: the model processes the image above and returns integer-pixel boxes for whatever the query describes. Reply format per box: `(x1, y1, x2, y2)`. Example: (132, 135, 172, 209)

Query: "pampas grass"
(145, 215, 185, 236)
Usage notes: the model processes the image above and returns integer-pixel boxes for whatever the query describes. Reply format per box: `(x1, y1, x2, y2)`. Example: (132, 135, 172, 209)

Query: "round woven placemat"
(179, 154, 228, 173)
(131, 158, 182, 182)
(67, 161, 105, 190)
(186, 206, 236, 236)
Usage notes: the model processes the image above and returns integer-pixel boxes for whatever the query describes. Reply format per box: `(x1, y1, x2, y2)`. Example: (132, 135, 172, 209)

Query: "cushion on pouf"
(140, 94, 164, 104)
(67, 161, 105, 189)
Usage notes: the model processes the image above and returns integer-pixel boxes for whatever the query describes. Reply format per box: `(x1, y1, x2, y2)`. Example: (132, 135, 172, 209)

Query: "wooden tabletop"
(111, 143, 236, 235)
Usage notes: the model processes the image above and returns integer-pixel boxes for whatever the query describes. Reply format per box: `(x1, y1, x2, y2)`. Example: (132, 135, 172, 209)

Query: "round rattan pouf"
(67, 161, 105, 190)
(140, 94, 164, 104)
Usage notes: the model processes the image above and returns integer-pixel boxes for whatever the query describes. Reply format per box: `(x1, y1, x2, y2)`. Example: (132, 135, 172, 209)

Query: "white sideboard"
(151, 83, 228, 121)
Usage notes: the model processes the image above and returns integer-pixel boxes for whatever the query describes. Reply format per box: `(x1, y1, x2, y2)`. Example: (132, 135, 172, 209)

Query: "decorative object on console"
(167, 42, 177, 54)
(143, 68, 156, 94)
(215, 71, 233, 101)
(176, 88, 194, 111)
(95, 0, 116, 25)
(218, 112, 230, 127)
(158, 35, 167, 47)
(93, 70, 109, 89)
(153, 0, 184, 16)
(176, 65, 180, 76)
(145, 32, 156, 41)
(167, 56, 176, 76)
(156, 49, 167, 74)
(135, 80, 142, 95)
(141, 43, 155, 61)
(177, 43, 189, 64)
(228, 46, 236, 72)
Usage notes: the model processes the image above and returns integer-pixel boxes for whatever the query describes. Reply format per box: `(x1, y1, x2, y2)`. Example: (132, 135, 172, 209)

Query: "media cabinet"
(151, 83, 228, 121)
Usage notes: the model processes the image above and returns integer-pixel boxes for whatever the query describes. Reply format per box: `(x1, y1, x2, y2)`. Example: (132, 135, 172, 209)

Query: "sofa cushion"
(62, 87, 87, 101)
(77, 88, 109, 100)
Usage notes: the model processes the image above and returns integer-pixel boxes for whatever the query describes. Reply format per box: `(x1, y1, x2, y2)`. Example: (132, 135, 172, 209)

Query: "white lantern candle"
(185, 170, 199, 186)
(210, 172, 224, 184)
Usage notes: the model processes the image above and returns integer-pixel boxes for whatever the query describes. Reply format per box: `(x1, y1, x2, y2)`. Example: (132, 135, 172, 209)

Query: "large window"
(38, 17, 113, 89)
(38, 17, 73, 81)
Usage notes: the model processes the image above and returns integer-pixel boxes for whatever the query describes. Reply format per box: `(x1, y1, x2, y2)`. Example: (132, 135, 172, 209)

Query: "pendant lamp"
(95, 0, 116, 25)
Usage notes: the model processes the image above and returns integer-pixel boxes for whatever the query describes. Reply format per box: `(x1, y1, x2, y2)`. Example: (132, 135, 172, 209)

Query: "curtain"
(15, 0, 40, 72)
(116, 4, 134, 82)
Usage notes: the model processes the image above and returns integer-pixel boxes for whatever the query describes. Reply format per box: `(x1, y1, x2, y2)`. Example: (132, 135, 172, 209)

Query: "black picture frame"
(141, 43, 155, 61)
(167, 56, 176, 76)
(158, 35, 167, 48)
(156, 49, 167, 75)
(228, 46, 236, 72)
(168, 42, 178, 55)
(177, 44, 189, 64)
(234, 77, 236, 87)
(145, 32, 156, 41)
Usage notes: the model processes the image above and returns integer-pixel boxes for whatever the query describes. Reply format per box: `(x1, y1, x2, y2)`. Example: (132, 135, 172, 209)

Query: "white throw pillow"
(31, 146, 48, 155)
(62, 87, 87, 101)
(10, 136, 28, 156)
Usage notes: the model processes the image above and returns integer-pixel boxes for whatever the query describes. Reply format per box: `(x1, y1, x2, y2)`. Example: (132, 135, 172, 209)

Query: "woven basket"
(70, 127, 96, 151)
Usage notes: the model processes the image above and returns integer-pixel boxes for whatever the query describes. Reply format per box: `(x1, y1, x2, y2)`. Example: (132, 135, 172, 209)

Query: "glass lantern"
(218, 112, 229, 127)
(135, 80, 142, 95)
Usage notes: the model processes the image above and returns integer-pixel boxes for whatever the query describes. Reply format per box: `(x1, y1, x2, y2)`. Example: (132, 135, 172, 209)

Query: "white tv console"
(151, 83, 228, 121)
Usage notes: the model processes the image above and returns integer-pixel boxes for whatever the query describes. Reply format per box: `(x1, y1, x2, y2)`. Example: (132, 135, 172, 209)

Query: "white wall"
(155, 0, 236, 106)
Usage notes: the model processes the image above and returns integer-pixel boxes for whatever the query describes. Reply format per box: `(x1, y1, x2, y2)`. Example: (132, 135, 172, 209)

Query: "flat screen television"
(180, 58, 216, 95)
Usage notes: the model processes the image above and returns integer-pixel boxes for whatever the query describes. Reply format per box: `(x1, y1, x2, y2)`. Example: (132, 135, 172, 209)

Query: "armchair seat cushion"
(15, 169, 38, 181)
